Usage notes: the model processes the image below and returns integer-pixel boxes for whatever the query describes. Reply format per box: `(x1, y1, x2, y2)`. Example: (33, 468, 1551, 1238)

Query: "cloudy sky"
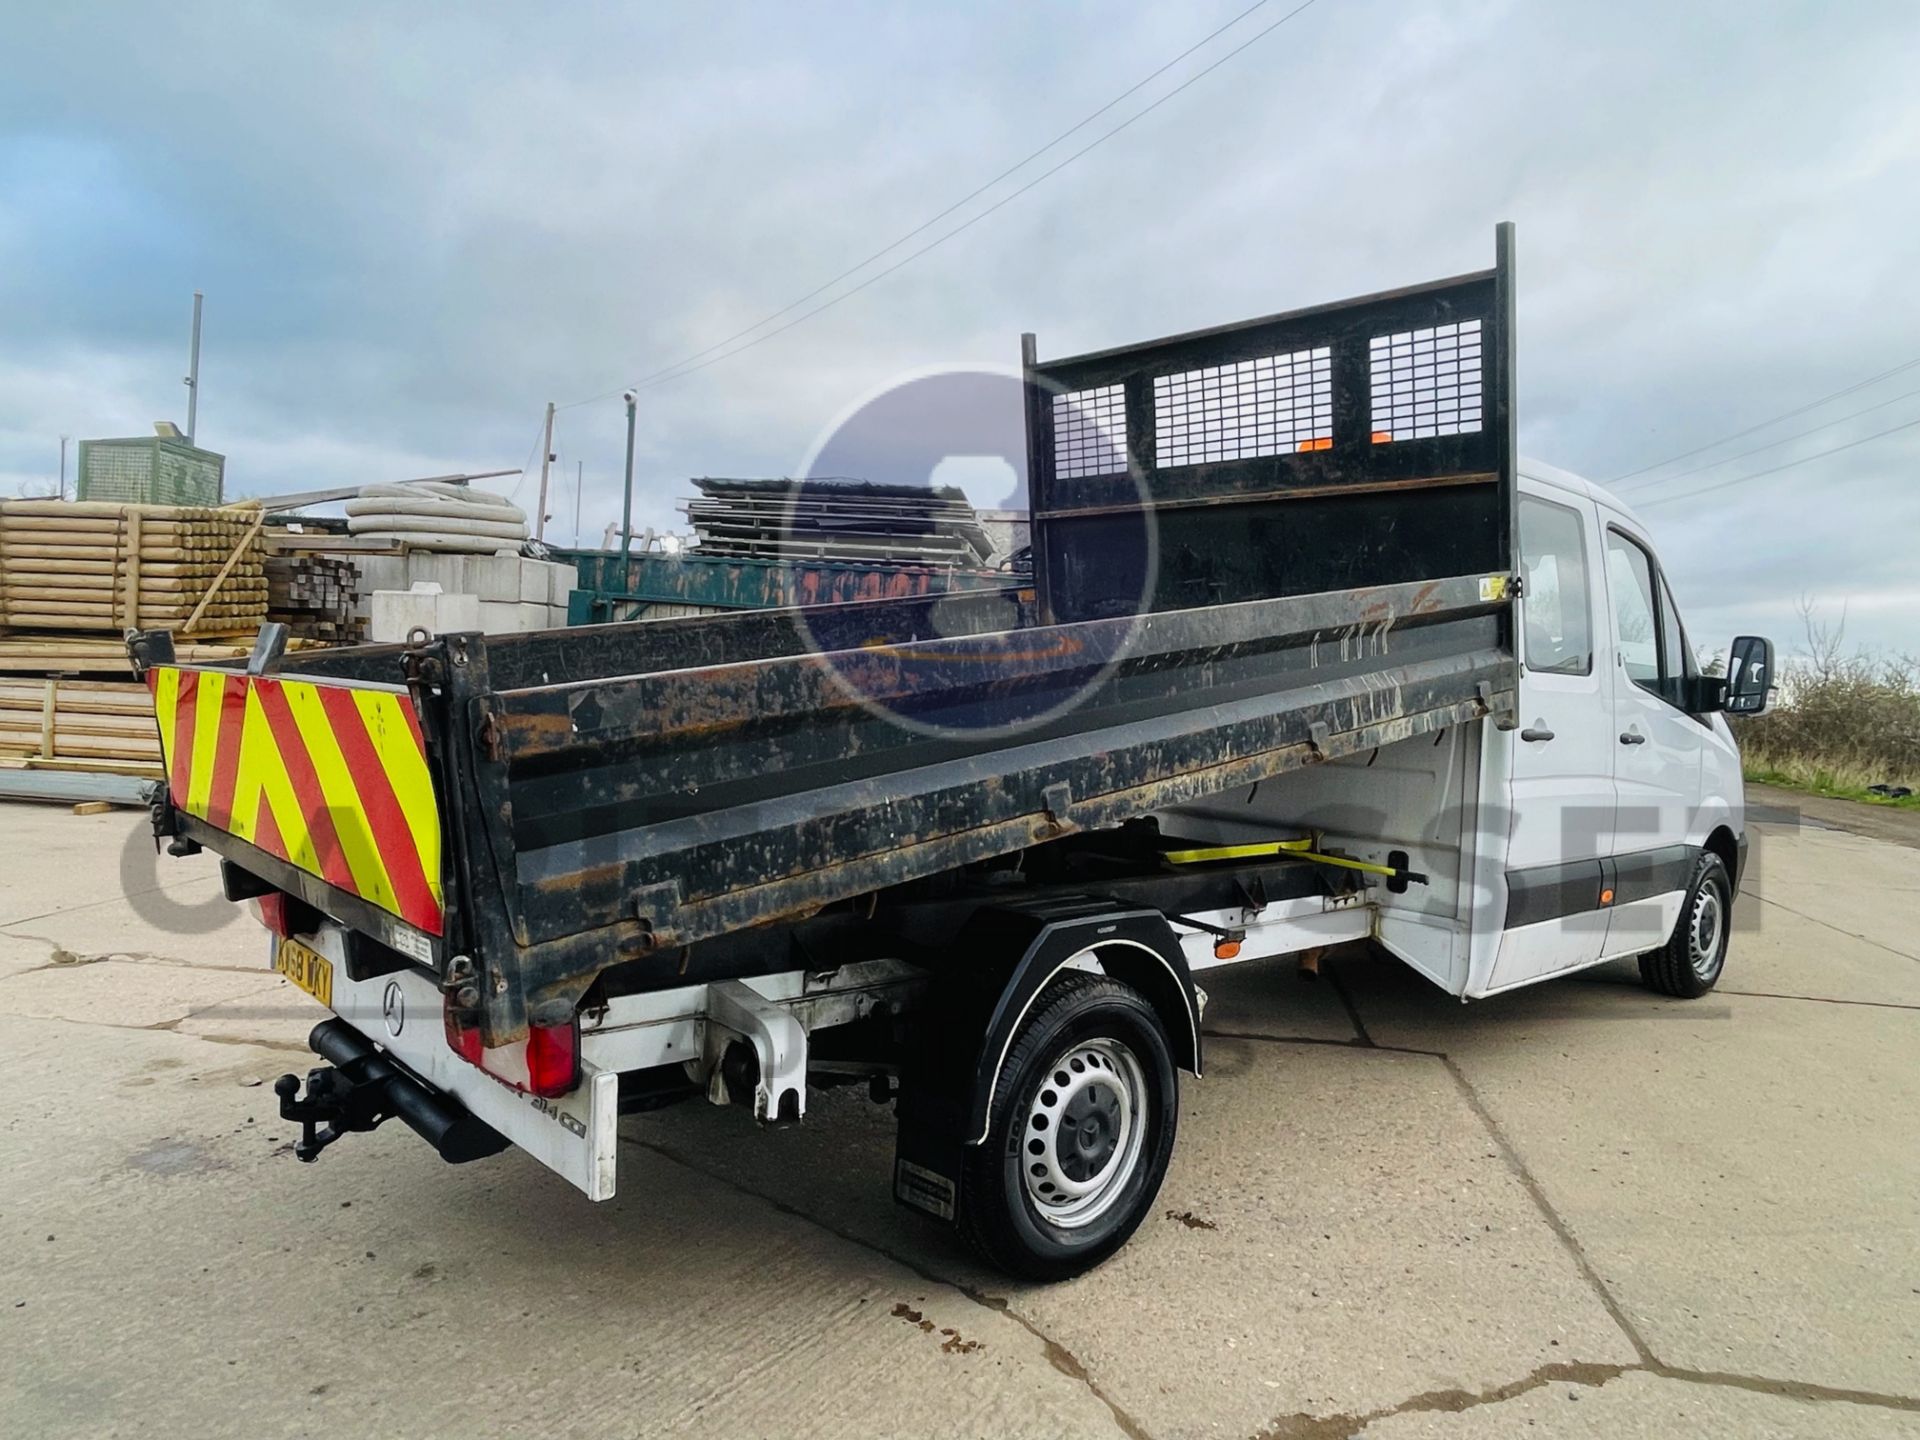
(3, 1, 1916, 654)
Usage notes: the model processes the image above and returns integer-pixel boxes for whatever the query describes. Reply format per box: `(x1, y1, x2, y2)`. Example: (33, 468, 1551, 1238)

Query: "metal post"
(59, 435, 69, 500)
(185, 291, 203, 443)
(535, 401, 555, 540)
(619, 392, 637, 574)
(574, 460, 583, 546)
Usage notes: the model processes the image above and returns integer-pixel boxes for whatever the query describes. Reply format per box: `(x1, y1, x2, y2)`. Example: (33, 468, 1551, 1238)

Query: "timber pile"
(0, 632, 255, 678)
(0, 677, 162, 776)
(684, 478, 995, 567)
(0, 500, 267, 635)
(266, 553, 365, 642)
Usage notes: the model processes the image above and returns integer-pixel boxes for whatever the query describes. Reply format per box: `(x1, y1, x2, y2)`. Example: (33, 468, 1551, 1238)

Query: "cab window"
(1518, 496, 1592, 675)
(1605, 531, 1661, 691)
(1606, 528, 1694, 707)
(1659, 572, 1696, 679)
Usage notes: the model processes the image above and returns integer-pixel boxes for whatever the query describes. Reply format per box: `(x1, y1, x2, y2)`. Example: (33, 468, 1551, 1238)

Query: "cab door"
(1599, 523, 1705, 956)
(1489, 490, 1616, 989)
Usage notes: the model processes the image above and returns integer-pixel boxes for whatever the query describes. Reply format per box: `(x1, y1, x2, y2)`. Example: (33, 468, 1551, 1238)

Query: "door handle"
(1519, 726, 1555, 742)
(1619, 730, 1647, 745)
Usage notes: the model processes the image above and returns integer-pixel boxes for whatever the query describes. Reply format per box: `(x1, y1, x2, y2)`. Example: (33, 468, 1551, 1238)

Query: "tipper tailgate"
(146, 662, 445, 942)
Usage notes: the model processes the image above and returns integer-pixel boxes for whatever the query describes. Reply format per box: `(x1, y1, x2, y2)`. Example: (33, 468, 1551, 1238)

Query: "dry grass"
(1732, 605, 1920, 806)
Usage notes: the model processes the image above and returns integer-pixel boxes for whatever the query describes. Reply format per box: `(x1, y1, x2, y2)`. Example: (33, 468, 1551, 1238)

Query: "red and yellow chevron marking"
(146, 666, 444, 936)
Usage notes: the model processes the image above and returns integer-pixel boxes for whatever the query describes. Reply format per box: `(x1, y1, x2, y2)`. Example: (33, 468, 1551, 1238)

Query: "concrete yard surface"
(0, 798, 1915, 1438)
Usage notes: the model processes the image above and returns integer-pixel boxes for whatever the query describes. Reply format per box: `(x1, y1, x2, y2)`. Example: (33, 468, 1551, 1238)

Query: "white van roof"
(1520, 456, 1652, 532)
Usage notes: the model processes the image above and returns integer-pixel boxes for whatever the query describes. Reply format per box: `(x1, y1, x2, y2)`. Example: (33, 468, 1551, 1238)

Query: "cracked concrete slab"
(0, 957, 288, 1030)
(4, 793, 1918, 1437)
(0, 1017, 1127, 1440)
(631, 1031, 1637, 1440)
(1335, 846, 1920, 1398)
(1743, 819, 1920, 964)
(1350, 1366, 1920, 1438)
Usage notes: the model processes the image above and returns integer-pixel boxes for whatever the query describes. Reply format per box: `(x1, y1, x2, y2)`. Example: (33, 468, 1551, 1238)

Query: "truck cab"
(1484, 462, 1751, 996)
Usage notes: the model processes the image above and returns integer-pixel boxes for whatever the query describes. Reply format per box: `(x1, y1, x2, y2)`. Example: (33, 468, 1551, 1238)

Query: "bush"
(1733, 606, 1920, 791)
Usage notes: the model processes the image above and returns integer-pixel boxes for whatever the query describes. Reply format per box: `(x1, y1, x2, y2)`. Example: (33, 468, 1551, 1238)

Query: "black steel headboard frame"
(1022, 223, 1518, 631)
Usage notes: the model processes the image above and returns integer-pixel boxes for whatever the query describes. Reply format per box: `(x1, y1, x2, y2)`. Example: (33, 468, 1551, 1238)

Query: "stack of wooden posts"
(265, 552, 365, 642)
(0, 676, 163, 776)
(0, 500, 267, 635)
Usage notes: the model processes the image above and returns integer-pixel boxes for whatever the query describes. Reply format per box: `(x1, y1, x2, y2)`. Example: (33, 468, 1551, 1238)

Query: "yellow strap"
(1163, 837, 1313, 864)
(1164, 836, 1404, 880)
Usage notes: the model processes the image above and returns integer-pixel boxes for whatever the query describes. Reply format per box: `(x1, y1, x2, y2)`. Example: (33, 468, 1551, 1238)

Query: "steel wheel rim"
(1020, 1036, 1147, 1229)
(1689, 882, 1725, 980)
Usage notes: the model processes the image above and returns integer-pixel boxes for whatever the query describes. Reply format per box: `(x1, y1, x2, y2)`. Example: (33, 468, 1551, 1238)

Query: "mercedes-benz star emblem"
(381, 980, 405, 1037)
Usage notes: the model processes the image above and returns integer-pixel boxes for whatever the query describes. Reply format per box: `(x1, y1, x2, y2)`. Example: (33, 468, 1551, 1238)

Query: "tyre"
(1638, 850, 1732, 998)
(956, 971, 1178, 1282)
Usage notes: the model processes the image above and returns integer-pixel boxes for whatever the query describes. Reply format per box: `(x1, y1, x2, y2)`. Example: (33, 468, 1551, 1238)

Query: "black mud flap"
(893, 898, 1199, 1223)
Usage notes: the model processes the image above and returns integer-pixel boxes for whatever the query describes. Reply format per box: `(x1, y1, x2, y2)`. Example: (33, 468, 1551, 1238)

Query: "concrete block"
(477, 599, 553, 635)
(461, 554, 527, 603)
(517, 560, 549, 604)
(403, 553, 468, 593)
(370, 582, 482, 643)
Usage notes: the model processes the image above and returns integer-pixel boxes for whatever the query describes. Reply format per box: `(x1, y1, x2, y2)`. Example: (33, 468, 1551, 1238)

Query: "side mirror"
(1724, 635, 1774, 716)
(1679, 673, 1728, 714)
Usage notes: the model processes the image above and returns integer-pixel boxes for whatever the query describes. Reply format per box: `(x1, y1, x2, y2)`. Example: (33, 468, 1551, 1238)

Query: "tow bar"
(275, 1019, 509, 1165)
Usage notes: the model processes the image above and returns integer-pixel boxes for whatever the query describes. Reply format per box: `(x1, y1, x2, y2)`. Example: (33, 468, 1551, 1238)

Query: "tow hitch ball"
(274, 1067, 388, 1162)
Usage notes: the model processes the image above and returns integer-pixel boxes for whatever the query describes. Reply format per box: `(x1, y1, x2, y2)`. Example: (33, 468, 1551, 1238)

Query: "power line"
(1614, 382, 1920, 495)
(1607, 352, 1920, 484)
(505, 411, 550, 503)
(562, 0, 1324, 406)
(561, 0, 1286, 410)
(1639, 414, 1920, 508)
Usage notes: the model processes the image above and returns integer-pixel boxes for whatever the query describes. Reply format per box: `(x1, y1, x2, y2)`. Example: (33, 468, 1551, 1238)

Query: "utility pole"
(620, 393, 637, 573)
(574, 460, 583, 547)
(184, 291, 203, 443)
(59, 435, 70, 500)
(535, 401, 555, 540)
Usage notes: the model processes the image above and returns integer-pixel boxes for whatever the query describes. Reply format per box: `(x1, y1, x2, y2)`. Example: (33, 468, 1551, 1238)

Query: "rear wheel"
(957, 972, 1177, 1281)
(1638, 850, 1732, 998)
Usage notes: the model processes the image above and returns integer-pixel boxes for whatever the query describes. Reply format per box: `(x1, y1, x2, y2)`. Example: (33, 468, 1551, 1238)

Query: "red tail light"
(254, 892, 296, 938)
(443, 1000, 484, 1065)
(526, 1020, 580, 1098)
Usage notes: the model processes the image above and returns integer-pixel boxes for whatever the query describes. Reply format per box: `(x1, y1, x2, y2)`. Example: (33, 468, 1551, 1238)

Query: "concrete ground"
(0, 800, 1915, 1439)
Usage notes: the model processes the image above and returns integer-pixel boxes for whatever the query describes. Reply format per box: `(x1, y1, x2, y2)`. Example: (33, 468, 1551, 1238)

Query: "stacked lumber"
(0, 500, 267, 634)
(266, 553, 365, 642)
(0, 633, 256, 678)
(0, 677, 163, 777)
(684, 478, 995, 567)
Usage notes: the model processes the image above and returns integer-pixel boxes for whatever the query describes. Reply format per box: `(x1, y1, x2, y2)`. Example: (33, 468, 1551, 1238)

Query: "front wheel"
(1638, 850, 1733, 998)
(957, 972, 1178, 1282)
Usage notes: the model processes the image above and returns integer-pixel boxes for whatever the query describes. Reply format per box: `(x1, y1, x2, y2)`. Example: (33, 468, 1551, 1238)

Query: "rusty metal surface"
(413, 567, 1514, 1044)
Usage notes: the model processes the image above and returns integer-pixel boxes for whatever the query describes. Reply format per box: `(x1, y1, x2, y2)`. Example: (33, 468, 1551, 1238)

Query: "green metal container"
(76, 436, 225, 506)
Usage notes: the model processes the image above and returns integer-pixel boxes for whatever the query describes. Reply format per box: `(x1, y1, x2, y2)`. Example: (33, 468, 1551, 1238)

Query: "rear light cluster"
(252, 891, 319, 939)
(443, 996, 578, 1099)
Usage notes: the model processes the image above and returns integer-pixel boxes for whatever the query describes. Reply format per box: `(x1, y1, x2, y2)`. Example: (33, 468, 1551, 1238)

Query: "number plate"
(274, 936, 334, 1010)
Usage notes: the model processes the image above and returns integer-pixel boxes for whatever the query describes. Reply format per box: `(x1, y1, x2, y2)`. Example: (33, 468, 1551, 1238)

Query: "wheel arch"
(1703, 825, 1739, 892)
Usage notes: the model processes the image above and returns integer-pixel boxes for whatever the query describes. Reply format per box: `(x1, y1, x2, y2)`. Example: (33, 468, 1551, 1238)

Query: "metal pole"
(619, 393, 637, 573)
(535, 401, 555, 540)
(185, 291, 203, 443)
(59, 435, 69, 500)
(574, 460, 583, 546)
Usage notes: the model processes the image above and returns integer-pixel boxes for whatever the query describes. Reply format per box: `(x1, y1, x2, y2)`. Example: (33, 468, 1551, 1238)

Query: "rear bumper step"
(275, 1019, 509, 1166)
